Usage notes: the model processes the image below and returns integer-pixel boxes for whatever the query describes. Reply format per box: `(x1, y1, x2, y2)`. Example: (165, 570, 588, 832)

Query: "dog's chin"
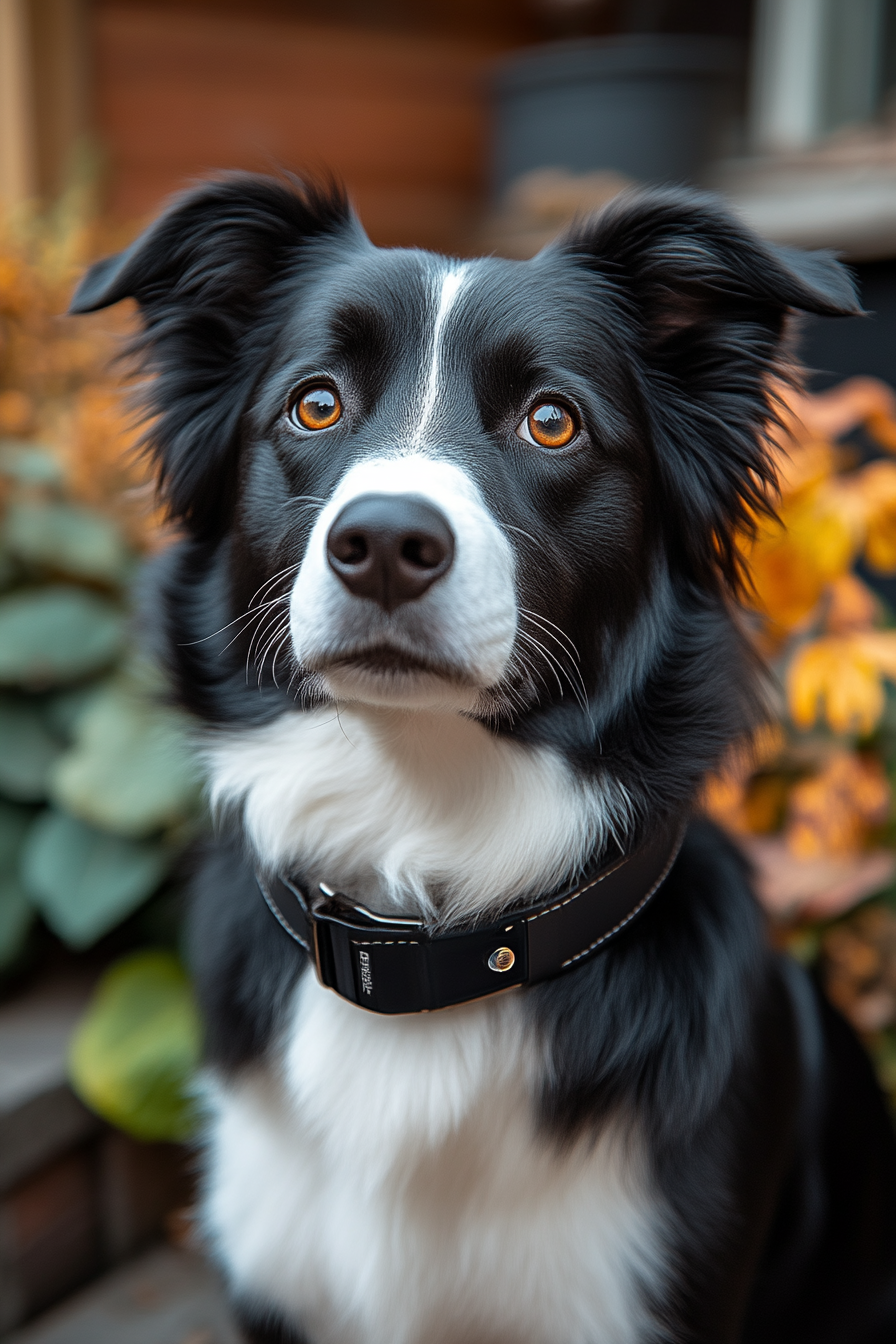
(314, 648, 484, 713)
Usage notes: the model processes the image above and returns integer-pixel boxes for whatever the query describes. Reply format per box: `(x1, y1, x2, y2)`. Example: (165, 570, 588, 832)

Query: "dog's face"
(243, 245, 661, 719)
(71, 177, 857, 737)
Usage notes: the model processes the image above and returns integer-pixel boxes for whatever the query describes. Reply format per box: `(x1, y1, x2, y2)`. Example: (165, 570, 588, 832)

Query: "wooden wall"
(91, 3, 515, 250)
(5, 1, 753, 243)
(1, 0, 90, 205)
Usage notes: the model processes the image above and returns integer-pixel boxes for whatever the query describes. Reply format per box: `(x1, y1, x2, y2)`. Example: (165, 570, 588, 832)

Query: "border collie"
(72, 176, 896, 1344)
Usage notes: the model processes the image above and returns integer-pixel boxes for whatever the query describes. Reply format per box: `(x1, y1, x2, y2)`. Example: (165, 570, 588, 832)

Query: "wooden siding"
(92, 4, 502, 249)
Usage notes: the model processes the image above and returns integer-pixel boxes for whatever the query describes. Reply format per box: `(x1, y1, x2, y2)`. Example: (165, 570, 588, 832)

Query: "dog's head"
(71, 176, 858, 733)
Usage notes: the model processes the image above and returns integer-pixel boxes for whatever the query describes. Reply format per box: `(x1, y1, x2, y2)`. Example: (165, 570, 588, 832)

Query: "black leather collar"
(257, 819, 686, 1015)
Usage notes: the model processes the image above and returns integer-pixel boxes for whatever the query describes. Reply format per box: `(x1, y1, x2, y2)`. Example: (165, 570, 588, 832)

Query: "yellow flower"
(788, 638, 882, 736)
(857, 460, 896, 573)
(787, 630, 896, 736)
(745, 482, 859, 631)
(851, 630, 896, 680)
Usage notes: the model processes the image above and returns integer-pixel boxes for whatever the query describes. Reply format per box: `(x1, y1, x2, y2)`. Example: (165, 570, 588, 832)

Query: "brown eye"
(519, 401, 577, 449)
(291, 385, 342, 431)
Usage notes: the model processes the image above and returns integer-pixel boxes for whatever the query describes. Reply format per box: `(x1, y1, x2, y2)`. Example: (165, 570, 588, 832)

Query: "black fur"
(233, 1303, 307, 1344)
(186, 839, 306, 1072)
(72, 175, 896, 1342)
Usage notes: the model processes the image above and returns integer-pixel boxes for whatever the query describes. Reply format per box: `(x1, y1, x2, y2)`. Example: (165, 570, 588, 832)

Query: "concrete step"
(0, 973, 191, 1331)
(0, 972, 99, 1197)
(3, 1244, 243, 1344)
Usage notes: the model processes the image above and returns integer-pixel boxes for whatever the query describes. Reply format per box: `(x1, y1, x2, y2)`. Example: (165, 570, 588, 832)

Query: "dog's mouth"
(309, 640, 482, 710)
(312, 642, 475, 686)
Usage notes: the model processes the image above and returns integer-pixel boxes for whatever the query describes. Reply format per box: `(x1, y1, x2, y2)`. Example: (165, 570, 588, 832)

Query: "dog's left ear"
(69, 173, 360, 537)
(559, 187, 861, 586)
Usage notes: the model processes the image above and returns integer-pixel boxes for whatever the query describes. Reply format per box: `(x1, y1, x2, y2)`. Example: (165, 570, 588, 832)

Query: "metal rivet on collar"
(488, 947, 515, 973)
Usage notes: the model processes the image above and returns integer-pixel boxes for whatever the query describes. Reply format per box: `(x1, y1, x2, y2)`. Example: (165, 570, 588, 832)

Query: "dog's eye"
(290, 385, 342, 431)
(518, 402, 577, 449)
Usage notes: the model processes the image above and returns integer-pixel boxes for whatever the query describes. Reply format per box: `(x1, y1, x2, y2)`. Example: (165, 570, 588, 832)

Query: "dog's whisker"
(502, 522, 557, 563)
(246, 599, 290, 663)
(518, 628, 588, 702)
(518, 615, 590, 710)
(247, 614, 287, 671)
(508, 643, 553, 706)
(258, 616, 290, 667)
(268, 629, 294, 689)
(179, 594, 283, 648)
(285, 659, 307, 700)
(519, 608, 582, 662)
(333, 702, 357, 748)
(182, 562, 301, 651)
(282, 494, 327, 509)
(505, 645, 540, 697)
(246, 561, 302, 608)
(498, 675, 532, 721)
(254, 615, 291, 685)
(220, 617, 274, 660)
(516, 628, 588, 713)
(217, 598, 289, 658)
(255, 633, 285, 690)
(246, 609, 286, 685)
(238, 567, 301, 627)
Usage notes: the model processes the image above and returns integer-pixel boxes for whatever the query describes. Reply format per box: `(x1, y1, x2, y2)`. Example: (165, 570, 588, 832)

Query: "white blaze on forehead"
(408, 262, 470, 450)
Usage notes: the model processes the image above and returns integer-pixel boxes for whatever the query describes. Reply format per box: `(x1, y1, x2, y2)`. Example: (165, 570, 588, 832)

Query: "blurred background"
(6, 2, 896, 1340)
(5, 0, 896, 373)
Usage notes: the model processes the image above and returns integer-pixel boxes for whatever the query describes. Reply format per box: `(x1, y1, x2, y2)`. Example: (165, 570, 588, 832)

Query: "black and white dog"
(72, 177, 896, 1343)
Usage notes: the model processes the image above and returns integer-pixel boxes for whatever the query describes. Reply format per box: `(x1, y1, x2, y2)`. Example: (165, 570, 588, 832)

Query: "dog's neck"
(205, 704, 632, 928)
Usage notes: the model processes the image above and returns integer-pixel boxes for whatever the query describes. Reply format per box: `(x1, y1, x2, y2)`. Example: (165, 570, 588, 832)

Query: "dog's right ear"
(556, 187, 861, 589)
(70, 174, 359, 536)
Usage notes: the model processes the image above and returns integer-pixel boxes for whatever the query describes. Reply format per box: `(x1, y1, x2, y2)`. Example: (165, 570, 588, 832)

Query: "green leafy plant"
(0, 449, 201, 972)
(69, 949, 201, 1141)
(0, 193, 202, 1140)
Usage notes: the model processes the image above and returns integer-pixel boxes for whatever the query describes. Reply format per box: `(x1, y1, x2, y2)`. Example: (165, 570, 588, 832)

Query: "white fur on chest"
(201, 975, 667, 1344)
(204, 706, 630, 924)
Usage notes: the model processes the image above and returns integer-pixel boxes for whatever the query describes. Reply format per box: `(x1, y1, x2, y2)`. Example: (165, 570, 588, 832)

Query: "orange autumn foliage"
(707, 375, 896, 868)
(787, 632, 896, 737)
(787, 752, 890, 859)
(0, 192, 162, 550)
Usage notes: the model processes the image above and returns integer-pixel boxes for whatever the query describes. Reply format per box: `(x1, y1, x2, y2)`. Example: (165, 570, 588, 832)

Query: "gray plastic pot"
(492, 34, 741, 196)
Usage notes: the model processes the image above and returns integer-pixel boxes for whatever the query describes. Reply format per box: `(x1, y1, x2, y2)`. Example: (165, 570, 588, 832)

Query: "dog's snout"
(326, 493, 455, 612)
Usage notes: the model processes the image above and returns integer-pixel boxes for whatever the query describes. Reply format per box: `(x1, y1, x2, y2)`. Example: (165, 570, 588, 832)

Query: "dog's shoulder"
(531, 818, 769, 1139)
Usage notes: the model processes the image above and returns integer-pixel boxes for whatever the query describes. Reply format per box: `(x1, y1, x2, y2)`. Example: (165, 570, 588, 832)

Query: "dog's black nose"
(326, 493, 455, 612)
